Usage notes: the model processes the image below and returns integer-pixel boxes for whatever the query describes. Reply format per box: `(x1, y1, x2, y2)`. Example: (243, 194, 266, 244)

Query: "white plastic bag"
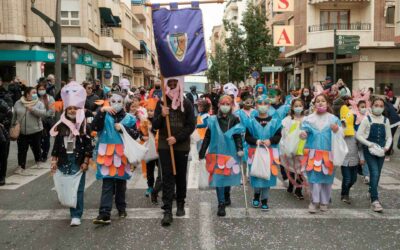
(250, 145, 271, 180)
(53, 170, 83, 208)
(331, 132, 349, 166)
(285, 129, 301, 155)
(120, 125, 148, 164)
(198, 159, 209, 189)
(368, 143, 385, 157)
(144, 132, 159, 162)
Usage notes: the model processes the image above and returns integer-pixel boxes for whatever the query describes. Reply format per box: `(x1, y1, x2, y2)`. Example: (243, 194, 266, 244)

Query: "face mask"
(257, 105, 269, 114)
(269, 98, 276, 104)
(67, 113, 76, 120)
(294, 107, 304, 114)
(359, 108, 367, 115)
(372, 107, 384, 116)
(31, 94, 38, 100)
(220, 105, 231, 114)
(317, 106, 327, 113)
(303, 92, 309, 97)
(38, 90, 46, 96)
(112, 103, 123, 113)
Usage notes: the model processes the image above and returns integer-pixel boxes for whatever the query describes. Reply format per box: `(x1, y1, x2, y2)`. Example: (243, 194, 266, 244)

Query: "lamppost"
(31, 0, 62, 93)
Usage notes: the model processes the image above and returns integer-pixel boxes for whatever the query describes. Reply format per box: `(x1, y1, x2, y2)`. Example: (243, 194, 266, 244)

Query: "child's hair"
(197, 99, 210, 113)
(357, 100, 366, 107)
(290, 98, 305, 119)
(313, 93, 333, 113)
(371, 96, 385, 106)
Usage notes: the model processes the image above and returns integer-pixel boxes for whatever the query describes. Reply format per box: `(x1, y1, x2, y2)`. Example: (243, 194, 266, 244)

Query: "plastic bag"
(250, 145, 271, 180)
(120, 125, 148, 164)
(198, 159, 209, 189)
(331, 132, 349, 166)
(280, 121, 301, 156)
(53, 170, 83, 208)
(144, 132, 159, 162)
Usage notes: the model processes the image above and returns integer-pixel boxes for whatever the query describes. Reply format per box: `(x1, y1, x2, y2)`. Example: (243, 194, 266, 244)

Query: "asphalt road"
(1, 138, 400, 250)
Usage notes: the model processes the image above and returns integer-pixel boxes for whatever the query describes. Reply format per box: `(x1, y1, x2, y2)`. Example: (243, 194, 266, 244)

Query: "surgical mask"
(38, 90, 46, 96)
(31, 94, 38, 100)
(372, 107, 384, 116)
(111, 103, 123, 113)
(294, 107, 304, 114)
(67, 114, 76, 120)
(303, 92, 309, 97)
(317, 106, 327, 113)
(257, 105, 269, 114)
(220, 105, 231, 114)
(269, 98, 276, 104)
(359, 108, 367, 115)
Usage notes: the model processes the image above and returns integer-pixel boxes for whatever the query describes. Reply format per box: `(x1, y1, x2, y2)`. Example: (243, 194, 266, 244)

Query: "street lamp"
(30, 0, 62, 93)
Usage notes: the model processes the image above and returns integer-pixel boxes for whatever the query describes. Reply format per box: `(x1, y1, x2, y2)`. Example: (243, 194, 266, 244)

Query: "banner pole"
(145, 0, 224, 7)
(160, 75, 177, 176)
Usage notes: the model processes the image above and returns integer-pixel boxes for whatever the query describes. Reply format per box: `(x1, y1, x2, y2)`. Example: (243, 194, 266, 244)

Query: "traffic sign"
(104, 71, 112, 79)
(262, 66, 283, 73)
(251, 71, 260, 79)
(335, 35, 360, 55)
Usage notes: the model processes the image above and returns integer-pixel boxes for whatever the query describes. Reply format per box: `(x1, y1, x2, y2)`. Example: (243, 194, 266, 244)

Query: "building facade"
(0, 0, 158, 87)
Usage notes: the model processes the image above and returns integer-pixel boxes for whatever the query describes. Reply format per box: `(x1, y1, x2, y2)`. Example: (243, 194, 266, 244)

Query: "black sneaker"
(294, 192, 304, 200)
(93, 214, 111, 225)
(217, 203, 226, 217)
(176, 202, 185, 217)
(225, 193, 231, 206)
(341, 195, 351, 204)
(118, 210, 127, 218)
(151, 191, 158, 205)
(161, 212, 173, 227)
(287, 184, 294, 194)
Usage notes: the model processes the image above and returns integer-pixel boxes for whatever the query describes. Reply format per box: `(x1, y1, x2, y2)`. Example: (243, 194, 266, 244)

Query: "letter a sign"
(274, 25, 294, 47)
(273, 0, 294, 12)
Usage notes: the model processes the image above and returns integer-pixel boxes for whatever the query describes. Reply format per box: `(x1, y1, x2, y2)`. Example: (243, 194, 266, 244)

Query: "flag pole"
(160, 75, 177, 176)
(145, 0, 225, 7)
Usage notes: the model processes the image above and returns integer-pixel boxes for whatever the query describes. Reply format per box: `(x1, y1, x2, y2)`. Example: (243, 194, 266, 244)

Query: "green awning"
(140, 41, 150, 55)
(99, 7, 119, 27)
(0, 50, 55, 62)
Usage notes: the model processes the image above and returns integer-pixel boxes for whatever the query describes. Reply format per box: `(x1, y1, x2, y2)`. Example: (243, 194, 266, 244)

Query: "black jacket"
(199, 113, 243, 159)
(0, 89, 13, 138)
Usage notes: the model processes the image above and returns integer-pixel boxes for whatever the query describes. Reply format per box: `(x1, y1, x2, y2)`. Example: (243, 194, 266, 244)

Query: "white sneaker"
(363, 176, 370, 184)
(308, 203, 317, 214)
(31, 163, 41, 169)
(70, 218, 81, 227)
(371, 201, 383, 213)
(14, 167, 25, 175)
(320, 204, 329, 212)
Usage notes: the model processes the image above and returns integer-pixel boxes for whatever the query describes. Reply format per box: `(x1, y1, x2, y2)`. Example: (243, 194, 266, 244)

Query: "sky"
(151, 0, 225, 49)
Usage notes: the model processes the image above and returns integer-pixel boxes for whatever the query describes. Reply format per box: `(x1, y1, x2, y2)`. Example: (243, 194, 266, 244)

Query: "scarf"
(50, 109, 86, 137)
(165, 78, 184, 112)
(20, 96, 38, 107)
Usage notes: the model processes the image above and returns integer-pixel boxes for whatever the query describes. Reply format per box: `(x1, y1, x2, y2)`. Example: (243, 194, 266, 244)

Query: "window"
(386, 6, 395, 25)
(320, 10, 350, 30)
(61, 11, 80, 26)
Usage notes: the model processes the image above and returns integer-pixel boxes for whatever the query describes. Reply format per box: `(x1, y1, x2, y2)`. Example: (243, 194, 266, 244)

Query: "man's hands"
(161, 105, 170, 117)
(167, 136, 176, 146)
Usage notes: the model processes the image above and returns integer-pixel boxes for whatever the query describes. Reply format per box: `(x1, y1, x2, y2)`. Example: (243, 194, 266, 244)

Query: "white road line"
(187, 159, 199, 190)
(199, 202, 216, 250)
(224, 208, 400, 220)
(0, 208, 190, 221)
(0, 167, 50, 190)
(333, 177, 342, 189)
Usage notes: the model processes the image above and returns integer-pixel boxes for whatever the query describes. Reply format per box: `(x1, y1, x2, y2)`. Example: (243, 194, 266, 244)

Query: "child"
(300, 94, 342, 213)
(196, 98, 211, 152)
(49, 81, 92, 227)
(199, 95, 244, 217)
(356, 97, 392, 212)
(92, 92, 140, 224)
(245, 95, 282, 210)
(356, 100, 369, 184)
(280, 98, 306, 200)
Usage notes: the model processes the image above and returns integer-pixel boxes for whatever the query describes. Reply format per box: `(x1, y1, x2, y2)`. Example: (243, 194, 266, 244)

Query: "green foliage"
(207, 43, 228, 84)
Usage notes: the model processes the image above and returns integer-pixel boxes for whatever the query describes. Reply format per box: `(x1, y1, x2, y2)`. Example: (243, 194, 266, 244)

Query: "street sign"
(103, 62, 112, 69)
(335, 35, 360, 55)
(262, 66, 283, 73)
(104, 71, 112, 79)
(251, 71, 260, 79)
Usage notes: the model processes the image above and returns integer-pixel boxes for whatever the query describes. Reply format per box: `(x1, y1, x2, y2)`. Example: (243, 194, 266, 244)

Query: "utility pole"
(31, 0, 62, 93)
(333, 28, 337, 85)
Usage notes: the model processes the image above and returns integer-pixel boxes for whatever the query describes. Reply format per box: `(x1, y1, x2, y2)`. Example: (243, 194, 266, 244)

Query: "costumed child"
(195, 98, 211, 152)
(245, 95, 282, 210)
(280, 98, 306, 200)
(254, 83, 267, 97)
(223, 83, 240, 112)
(199, 95, 244, 217)
(300, 94, 342, 213)
(356, 97, 392, 213)
(92, 92, 140, 224)
(49, 81, 92, 227)
(356, 100, 369, 184)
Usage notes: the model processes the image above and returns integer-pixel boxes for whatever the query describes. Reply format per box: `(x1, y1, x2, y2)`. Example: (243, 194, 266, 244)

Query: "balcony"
(100, 28, 123, 58)
(113, 27, 141, 51)
(309, 0, 370, 4)
(307, 23, 373, 50)
(132, 4, 147, 20)
(133, 54, 153, 71)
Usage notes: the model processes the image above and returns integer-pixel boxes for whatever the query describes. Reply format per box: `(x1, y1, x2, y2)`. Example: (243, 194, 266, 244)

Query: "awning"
(309, 0, 369, 3)
(140, 41, 150, 55)
(99, 7, 120, 27)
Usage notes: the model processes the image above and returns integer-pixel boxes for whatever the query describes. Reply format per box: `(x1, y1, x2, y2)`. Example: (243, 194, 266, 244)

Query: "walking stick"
(160, 75, 177, 176)
(239, 156, 249, 216)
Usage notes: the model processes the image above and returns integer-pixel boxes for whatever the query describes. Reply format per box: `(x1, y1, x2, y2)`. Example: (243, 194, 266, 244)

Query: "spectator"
(37, 82, 55, 162)
(12, 87, 47, 174)
(150, 80, 162, 99)
(323, 76, 334, 91)
(300, 87, 313, 110)
(0, 84, 13, 186)
(83, 81, 99, 117)
(94, 79, 105, 99)
(7, 77, 23, 104)
(46, 74, 56, 97)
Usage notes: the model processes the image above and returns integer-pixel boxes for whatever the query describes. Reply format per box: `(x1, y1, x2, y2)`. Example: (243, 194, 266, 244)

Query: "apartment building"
(0, 0, 158, 87)
(210, 25, 223, 57)
(278, 0, 399, 94)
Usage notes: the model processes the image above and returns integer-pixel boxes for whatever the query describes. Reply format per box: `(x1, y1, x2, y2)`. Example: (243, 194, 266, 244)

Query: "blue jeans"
(70, 172, 86, 219)
(216, 186, 231, 204)
(363, 149, 385, 202)
(254, 187, 270, 201)
(362, 163, 370, 176)
(341, 166, 357, 196)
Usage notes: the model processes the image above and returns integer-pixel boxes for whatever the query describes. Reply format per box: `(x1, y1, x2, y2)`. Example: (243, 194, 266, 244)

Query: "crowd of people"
(0, 74, 398, 228)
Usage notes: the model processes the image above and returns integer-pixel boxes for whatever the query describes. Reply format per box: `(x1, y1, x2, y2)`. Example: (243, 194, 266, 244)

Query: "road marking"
(199, 202, 216, 250)
(223, 208, 400, 220)
(0, 167, 50, 190)
(0, 208, 190, 221)
(187, 159, 199, 190)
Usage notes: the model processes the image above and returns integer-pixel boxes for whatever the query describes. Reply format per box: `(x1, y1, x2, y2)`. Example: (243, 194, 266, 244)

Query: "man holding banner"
(151, 2, 207, 226)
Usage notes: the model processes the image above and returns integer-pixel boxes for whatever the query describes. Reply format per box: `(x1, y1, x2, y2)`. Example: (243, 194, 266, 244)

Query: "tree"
(207, 43, 228, 84)
(242, 2, 279, 72)
(224, 19, 248, 84)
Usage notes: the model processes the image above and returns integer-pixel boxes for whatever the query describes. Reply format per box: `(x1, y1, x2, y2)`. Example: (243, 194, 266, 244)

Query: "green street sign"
(83, 54, 93, 65)
(262, 66, 283, 73)
(337, 45, 359, 55)
(103, 62, 112, 69)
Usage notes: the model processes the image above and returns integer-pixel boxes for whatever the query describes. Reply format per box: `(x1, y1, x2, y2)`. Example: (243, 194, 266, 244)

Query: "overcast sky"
(152, 1, 225, 49)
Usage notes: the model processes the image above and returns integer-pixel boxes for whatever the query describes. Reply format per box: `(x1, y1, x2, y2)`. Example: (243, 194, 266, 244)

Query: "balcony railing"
(308, 23, 371, 32)
(133, 54, 147, 59)
(101, 27, 114, 37)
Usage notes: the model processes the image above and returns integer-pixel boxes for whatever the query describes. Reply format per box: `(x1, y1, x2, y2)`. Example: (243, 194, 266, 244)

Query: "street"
(1, 139, 400, 250)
